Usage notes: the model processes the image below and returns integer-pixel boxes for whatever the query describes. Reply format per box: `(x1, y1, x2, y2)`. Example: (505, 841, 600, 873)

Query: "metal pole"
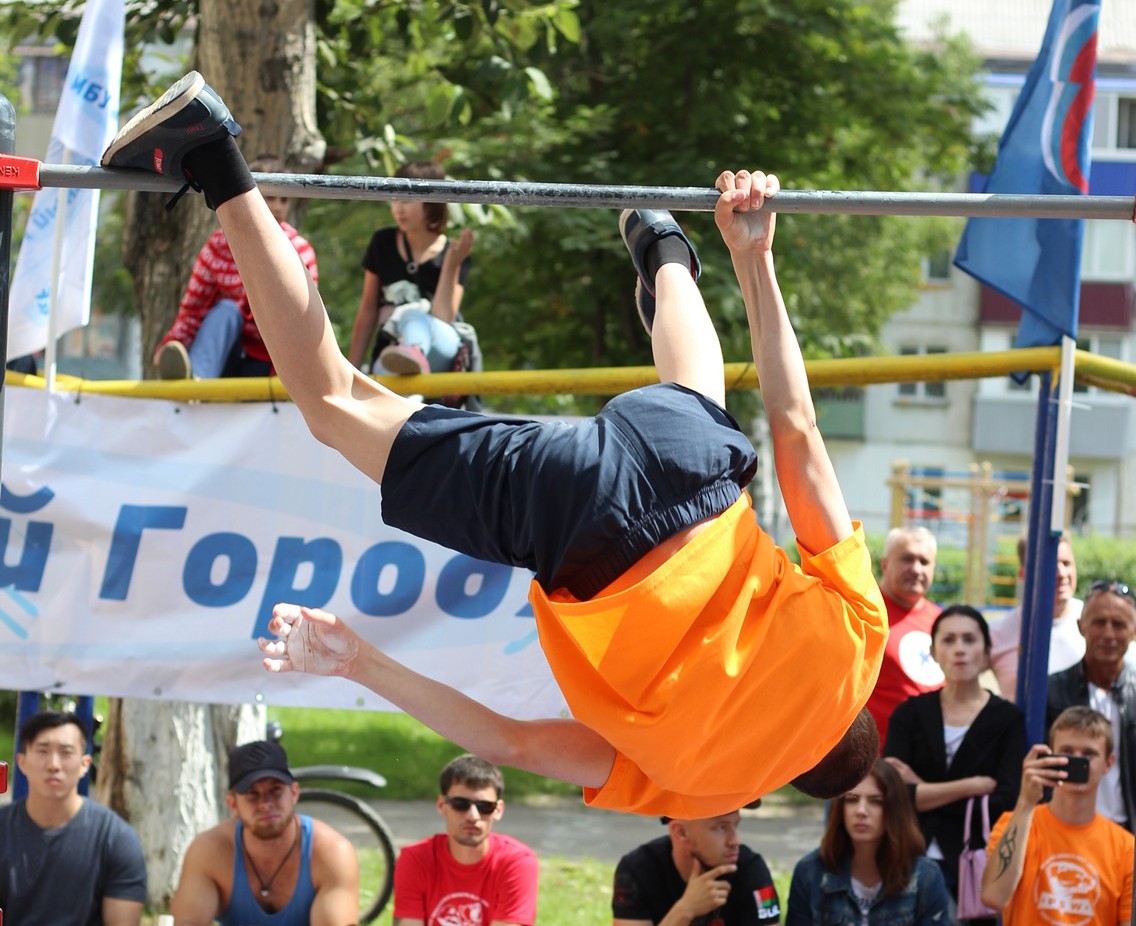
(0, 95, 14, 454)
(1018, 371, 1061, 745)
(21, 164, 1136, 219)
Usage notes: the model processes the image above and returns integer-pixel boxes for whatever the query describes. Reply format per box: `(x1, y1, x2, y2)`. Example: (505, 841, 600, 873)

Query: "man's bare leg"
(99, 72, 419, 485)
(651, 263, 726, 407)
(618, 210, 722, 406)
(214, 190, 421, 484)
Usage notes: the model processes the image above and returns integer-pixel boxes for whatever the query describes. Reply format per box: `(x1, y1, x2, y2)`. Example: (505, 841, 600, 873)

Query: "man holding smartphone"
(981, 706, 1133, 924)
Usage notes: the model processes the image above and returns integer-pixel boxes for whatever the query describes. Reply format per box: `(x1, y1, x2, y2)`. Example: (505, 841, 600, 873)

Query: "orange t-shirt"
(529, 493, 887, 817)
(988, 805, 1134, 925)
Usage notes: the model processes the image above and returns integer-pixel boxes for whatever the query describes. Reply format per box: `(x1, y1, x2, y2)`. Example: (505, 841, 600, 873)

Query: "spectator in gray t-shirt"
(0, 710, 146, 926)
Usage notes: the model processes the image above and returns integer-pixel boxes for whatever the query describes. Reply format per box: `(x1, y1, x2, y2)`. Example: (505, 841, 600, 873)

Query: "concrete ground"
(371, 791, 824, 873)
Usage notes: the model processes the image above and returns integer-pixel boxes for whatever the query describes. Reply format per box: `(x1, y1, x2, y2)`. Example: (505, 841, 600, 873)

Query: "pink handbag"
(957, 795, 999, 920)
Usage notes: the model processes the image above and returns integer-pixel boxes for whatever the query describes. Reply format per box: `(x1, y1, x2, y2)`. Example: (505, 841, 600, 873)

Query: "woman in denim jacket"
(787, 759, 950, 925)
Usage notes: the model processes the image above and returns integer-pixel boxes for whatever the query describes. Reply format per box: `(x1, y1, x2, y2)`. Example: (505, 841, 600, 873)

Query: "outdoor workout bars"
(1, 157, 1134, 219)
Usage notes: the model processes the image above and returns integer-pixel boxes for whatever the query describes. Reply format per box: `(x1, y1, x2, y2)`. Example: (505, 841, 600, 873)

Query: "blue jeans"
(189, 299, 271, 378)
(393, 309, 461, 372)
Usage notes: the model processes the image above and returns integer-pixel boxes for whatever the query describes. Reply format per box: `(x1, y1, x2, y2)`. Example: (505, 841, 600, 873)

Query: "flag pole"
(44, 150, 72, 394)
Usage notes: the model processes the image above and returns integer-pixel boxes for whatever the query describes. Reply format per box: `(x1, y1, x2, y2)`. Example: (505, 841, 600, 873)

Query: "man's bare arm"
(261, 604, 616, 788)
(169, 836, 226, 926)
(101, 897, 143, 926)
(981, 744, 1063, 911)
(714, 171, 852, 554)
(311, 820, 362, 926)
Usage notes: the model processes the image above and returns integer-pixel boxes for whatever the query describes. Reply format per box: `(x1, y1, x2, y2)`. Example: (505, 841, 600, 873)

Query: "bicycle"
(267, 723, 396, 924)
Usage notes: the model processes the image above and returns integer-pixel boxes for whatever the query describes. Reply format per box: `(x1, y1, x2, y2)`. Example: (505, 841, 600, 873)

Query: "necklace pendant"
(260, 888, 270, 898)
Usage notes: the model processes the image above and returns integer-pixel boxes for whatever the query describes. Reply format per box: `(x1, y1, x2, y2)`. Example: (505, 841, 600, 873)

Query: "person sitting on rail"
(154, 155, 319, 380)
(347, 161, 475, 377)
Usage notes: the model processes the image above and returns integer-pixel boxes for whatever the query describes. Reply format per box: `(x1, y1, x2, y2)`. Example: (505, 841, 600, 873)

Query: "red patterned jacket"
(156, 222, 318, 365)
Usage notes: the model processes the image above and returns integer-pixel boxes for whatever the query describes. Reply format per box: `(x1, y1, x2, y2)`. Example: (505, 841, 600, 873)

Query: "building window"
(923, 250, 952, 283)
(1082, 220, 1136, 281)
(1118, 97, 1136, 150)
(1093, 92, 1136, 155)
(17, 52, 69, 115)
(898, 346, 948, 400)
(1073, 334, 1124, 394)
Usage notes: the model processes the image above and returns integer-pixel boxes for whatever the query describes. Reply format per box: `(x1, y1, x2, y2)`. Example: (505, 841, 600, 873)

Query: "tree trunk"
(197, 0, 325, 172)
(103, 0, 324, 909)
(123, 191, 213, 369)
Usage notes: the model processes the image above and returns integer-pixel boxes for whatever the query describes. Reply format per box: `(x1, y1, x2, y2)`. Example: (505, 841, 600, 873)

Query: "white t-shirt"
(850, 876, 880, 926)
(926, 723, 971, 862)
(989, 600, 1084, 701)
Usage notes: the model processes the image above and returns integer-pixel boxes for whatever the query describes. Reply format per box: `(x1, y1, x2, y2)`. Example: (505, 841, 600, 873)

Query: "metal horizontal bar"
(35, 164, 1136, 219)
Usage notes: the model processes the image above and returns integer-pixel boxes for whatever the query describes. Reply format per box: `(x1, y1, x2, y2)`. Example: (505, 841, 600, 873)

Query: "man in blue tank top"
(169, 740, 359, 925)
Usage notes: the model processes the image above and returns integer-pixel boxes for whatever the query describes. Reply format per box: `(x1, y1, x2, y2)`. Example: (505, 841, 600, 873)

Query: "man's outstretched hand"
(714, 169, 779, 255)
(259, 604, 361, 677)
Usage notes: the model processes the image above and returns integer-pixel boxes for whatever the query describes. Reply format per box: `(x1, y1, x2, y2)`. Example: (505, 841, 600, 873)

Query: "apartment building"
(819, 0, 1136, 540)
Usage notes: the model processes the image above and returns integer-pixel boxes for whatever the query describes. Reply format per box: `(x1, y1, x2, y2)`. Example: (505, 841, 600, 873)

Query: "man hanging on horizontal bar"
(102, 72, 888, 818)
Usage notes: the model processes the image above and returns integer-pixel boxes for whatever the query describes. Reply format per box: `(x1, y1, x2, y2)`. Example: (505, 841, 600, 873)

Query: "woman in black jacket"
(883, 604, 1026, 924)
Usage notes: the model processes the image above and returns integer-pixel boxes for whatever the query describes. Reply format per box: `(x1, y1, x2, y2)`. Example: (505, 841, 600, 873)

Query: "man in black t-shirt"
(612, 811, 780, 926)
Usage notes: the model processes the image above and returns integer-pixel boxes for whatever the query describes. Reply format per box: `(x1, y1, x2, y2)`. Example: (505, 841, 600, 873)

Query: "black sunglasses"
(1089, 579, 1135, 602)
(443, 795, 499, 815)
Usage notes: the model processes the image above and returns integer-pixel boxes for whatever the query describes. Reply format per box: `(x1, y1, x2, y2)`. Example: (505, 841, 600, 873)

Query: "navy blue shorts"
(381, 383, 758, 599)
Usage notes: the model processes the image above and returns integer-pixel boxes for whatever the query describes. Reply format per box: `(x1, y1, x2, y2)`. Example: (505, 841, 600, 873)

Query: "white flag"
(7, 0, 125, 360)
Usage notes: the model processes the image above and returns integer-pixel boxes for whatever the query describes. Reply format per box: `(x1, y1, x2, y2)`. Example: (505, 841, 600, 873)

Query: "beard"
(246, 808, 296, 841)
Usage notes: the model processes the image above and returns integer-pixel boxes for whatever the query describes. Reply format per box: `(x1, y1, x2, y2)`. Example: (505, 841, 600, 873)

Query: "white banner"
(8, 0, 125, 359)
(0, 387, 567, 718)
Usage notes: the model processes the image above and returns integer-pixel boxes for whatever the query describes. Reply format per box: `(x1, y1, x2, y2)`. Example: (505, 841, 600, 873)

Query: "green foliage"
(1069, 535, 1136, 597)
(529, 857, 614, 926)
(4, 0, 985, 409)
(268, 706, 581, 801)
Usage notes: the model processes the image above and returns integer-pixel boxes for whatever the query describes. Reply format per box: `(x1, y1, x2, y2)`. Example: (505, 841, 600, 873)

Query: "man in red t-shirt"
(867, 525, 943, 744)
(393, 755, 538, 926)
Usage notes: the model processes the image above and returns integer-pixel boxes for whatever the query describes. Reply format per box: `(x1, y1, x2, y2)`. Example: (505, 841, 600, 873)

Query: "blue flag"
(954, 0, 1100, 349)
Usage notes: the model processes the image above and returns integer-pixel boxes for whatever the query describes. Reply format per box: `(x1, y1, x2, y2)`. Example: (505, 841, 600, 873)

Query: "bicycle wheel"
(298, 787, 395, 923)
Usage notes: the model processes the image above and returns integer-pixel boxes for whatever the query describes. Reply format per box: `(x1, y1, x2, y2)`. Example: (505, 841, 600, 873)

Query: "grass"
(137, 858, 796, 925)
(268, 706, 582, 801)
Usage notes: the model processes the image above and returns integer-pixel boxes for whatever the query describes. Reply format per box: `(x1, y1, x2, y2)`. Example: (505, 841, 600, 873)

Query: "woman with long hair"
(348, 161, 474, 375)
(787, 759, 949, 924)
(883, 603, 1026, 924)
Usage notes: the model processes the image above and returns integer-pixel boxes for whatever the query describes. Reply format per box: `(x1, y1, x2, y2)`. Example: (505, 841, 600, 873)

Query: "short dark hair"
(791, 708, 878, 799)
(439, 754, 504, 799)
(931, 604, 992, 653)
(1016, 532, 1073, 565)
(821, 759, 925, 897)
(396, 161, 448, 233)
(18, 710, 90, 753)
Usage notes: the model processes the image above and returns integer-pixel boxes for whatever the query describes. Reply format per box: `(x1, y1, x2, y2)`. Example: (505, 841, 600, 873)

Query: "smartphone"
(1040, 754, 1091, 802)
